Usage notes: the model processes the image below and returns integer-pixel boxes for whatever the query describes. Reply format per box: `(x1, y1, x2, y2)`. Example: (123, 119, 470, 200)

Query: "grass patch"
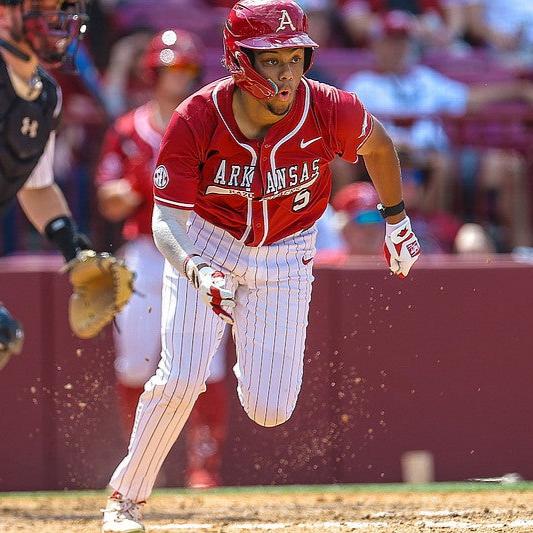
(2, 482, 533, 500)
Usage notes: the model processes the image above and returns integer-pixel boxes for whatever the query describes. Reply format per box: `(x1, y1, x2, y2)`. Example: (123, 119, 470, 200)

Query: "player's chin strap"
(0, 37, 31, 62)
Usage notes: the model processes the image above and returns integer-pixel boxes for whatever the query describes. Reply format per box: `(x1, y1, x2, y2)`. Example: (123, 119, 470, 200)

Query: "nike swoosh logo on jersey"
(302, 256, 314, 265)
(300, 136, 322, 149)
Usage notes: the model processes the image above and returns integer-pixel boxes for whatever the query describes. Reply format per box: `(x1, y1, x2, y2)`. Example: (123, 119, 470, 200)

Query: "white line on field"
(150, 518, 533, 531)
(418, 519, 533, 529)
(150, 522, 388, 530)
(417, 508, 508, 518)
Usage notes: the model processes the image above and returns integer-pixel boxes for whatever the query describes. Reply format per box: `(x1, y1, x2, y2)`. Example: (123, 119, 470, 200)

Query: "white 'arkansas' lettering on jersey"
(266, 159, 320, 195)
(212, 159, 255, 191)
(211, 158, 321, 197)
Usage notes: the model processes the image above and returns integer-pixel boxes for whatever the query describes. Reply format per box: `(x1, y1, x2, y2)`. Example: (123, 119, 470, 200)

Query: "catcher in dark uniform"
(0, 0, 134, 371)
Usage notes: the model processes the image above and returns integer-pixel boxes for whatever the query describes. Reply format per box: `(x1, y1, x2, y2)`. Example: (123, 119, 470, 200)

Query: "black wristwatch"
(377, 200, 405, 219)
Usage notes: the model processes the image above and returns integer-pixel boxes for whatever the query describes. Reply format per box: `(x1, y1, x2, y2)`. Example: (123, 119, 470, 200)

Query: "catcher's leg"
(114, 238, 164, 434)
(109, 260, 228, 503)
(232, 228, 316, 427)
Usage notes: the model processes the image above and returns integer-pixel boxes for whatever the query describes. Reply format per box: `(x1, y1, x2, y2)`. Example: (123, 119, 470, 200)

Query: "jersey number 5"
(292, 189, 310, 212)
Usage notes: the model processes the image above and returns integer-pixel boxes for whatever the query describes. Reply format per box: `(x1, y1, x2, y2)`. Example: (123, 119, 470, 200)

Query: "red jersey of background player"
(96, 103, 161, 240)
(154, 77, 373, 247)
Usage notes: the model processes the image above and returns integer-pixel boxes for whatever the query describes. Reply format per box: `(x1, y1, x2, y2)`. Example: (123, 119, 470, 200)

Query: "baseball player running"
(96, 29, 228, 489)
(0, 0, 89, 368)
(102, 1, 421, 531)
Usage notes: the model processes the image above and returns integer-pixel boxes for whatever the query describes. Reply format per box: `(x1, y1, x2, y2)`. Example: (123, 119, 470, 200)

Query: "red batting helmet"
(223, 0, 319, 99)
(143, 29, 203, 84)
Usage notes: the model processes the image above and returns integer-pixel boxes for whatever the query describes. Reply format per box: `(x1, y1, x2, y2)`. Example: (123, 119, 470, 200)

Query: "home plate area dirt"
(2, 486, 533, 532)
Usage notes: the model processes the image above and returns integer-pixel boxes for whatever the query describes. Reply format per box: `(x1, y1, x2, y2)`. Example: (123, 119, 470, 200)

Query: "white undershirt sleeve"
(23, 131, 56, 190)
(152, 203, 205, 275)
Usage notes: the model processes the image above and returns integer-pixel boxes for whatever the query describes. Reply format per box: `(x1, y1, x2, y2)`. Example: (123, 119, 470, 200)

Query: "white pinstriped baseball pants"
(110, 214, 316, 502)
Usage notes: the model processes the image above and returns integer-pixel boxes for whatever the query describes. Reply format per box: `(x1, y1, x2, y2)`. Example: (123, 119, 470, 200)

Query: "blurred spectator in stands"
(296, 0, 336, 47)
(315, 204, 346, 259)
(295, 1, 338, 84)
(331, 182, 383, 257)
(102, 30, 154, 118)
(400, 163, 474, 254)
(338, 0, 466, 50)
(454, 222, 496, 255)
(329, 177, 494, 259)
(343, 10, 533, 249)
(100, 0, 221, 46)
(462, 1, 533, 68)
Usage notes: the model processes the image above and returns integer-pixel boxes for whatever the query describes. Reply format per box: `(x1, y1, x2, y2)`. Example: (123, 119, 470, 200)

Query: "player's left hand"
(383, 216, 421, 278)
(64, 250, 136, 339)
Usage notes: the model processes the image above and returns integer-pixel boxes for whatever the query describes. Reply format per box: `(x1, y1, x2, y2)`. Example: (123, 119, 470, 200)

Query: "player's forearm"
(97, 180, 143, 222)
(17, 184, 87, 261)
(17, 183, 71, 233)
(152, 204, 205, 275)
(362, 140, 406, 223)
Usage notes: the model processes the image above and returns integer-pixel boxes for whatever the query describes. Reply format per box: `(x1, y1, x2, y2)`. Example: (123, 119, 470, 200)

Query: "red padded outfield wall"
(1, 255, 533, 490)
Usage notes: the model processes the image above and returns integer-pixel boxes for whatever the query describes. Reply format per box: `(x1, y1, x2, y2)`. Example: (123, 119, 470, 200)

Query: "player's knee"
(116, 367, 153, 388)
(115, 358, 156, 388)
(245, 400, 294, 428)
(146, 373, 206, 405)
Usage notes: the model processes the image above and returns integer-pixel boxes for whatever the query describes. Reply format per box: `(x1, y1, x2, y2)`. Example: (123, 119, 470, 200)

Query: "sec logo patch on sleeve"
(154, 165, 169, 189)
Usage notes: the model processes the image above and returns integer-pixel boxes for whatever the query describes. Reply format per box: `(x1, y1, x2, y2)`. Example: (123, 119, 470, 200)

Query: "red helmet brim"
(236, 32, 318, 50)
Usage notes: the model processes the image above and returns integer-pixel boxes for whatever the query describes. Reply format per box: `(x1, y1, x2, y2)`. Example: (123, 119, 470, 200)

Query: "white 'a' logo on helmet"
(276, 10, 296, 32)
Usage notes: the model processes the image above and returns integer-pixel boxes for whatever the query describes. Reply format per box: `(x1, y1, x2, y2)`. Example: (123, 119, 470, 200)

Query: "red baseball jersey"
(96, 103, 162, 239)
(153, 77, 373, 246)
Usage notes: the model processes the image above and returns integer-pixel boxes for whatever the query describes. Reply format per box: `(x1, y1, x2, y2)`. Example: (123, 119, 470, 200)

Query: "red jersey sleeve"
(334, 89, 374, 163)
(152, 111, 201, 210)
(95, 126, 126, 186)
(95, 120, 154, 203)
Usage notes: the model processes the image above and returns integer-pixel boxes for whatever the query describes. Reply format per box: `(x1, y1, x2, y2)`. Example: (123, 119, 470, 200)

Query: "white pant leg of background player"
(114, 237, 164, 387)
(207, 326, 229, 384)
(109, 217, 243, 502)
(233, 227, 316, 427)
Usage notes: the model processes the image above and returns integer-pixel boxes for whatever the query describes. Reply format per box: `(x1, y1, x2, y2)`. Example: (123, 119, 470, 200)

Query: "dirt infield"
(2, 484, 533, 532)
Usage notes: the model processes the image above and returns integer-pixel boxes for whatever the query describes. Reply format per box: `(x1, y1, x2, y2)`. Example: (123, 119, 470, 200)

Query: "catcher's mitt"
(65, 250, 135, 339)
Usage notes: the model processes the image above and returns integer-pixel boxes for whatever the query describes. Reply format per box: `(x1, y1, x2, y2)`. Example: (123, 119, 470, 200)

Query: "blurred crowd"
(2, 0, 533, 257)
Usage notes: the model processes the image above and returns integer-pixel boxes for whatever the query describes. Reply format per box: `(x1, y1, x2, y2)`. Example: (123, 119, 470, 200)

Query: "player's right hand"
(185, 261, 235, 324)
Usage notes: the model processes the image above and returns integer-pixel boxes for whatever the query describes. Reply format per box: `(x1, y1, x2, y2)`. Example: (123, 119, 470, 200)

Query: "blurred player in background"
(324, 181, 384, 262)
(102, 1, 421, 531)
(95, 29, 228, 490)
(0, 0, 91, 369)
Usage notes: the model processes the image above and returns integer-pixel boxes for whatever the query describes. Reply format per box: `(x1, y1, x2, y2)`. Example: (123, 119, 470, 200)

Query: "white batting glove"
(384, 216, 421, 278)
(184, 256, 235, 324)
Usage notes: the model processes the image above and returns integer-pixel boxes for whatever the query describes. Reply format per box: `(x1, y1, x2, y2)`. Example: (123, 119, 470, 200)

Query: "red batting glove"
(383, 216, 421, 278)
